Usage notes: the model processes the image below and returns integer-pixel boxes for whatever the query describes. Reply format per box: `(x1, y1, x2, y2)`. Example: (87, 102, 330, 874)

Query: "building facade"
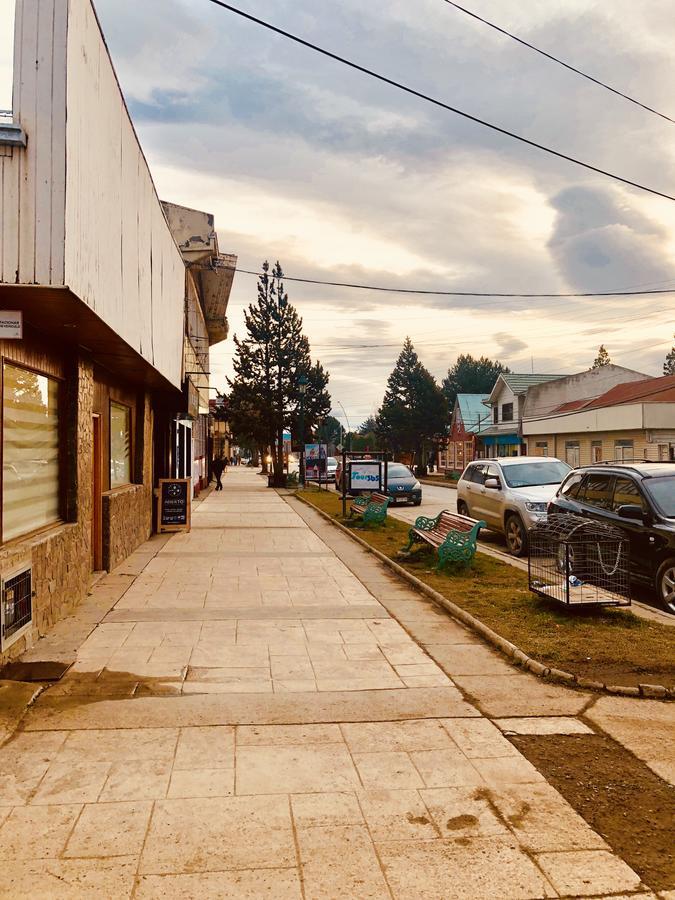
(523, 375, 675, 466)
(438, 394, 489, 473)
(162, 203, 237, 495)
(0, 0, 191, 663)
(477, 374, 563, 458)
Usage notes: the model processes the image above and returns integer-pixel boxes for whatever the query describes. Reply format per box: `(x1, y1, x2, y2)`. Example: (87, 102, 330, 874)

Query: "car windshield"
(643, 476, 675, 518)
(327, 458, 337, 465)
(500, 461, 571, 488)
(388, 464, 412, 479)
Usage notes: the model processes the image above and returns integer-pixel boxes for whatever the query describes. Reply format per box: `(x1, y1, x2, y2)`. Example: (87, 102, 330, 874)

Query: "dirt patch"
(298, 490, 675, 689)
(510, 733, 675, 891)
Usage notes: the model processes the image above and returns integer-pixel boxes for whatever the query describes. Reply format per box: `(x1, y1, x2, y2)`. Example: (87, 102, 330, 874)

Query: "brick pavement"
(0, 469, 662, 898)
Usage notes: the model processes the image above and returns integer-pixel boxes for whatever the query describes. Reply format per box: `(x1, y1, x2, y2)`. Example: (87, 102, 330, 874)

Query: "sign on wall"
(158, 478, 191, 533)
(349, 460, 382, 492)
(0, 311, 23, 339)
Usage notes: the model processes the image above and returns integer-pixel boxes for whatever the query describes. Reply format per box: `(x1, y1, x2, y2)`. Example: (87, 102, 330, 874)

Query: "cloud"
(493, 332, 528, 357)
(548, 185, 674, 290)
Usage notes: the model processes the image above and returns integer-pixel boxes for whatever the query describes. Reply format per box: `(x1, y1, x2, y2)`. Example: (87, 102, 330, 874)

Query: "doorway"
(91, 414, 102, 571)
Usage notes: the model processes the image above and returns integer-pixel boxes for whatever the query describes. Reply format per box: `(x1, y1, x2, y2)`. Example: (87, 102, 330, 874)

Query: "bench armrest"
(413, 511, 443, 531)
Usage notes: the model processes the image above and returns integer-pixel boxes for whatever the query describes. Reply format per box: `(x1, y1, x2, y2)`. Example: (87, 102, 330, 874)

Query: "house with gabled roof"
(438, 394, 490, 473)
(477, 373, 565, 458)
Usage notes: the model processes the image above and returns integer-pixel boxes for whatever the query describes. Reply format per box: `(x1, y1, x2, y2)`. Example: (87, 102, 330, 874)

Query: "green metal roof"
(456, 394, 490, 432)
(501, 373, 564, 394)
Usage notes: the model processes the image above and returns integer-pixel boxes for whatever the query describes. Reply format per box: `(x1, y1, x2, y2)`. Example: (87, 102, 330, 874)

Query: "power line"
(442, 1, 675, 126)
(226, 266, 675, 299)
(204, 0, 675, 202)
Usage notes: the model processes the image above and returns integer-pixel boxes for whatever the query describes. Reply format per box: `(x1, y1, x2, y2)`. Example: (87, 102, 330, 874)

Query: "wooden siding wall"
(63, 0, 185, 389)
(0, 0, 66, 285)
(525, 431, 670, 465)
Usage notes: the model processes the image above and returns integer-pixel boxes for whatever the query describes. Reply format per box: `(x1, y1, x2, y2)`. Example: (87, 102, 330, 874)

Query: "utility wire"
(442, 1, 675, 126)
(204, 0, 675, 202)
(226, 266, 675, 299)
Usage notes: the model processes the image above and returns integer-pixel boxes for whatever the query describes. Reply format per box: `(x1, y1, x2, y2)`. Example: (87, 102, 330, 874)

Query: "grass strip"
(301, 488, 674, 689)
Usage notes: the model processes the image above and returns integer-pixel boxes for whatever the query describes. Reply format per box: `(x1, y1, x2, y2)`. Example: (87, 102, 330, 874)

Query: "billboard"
(349, 460, 382, 492)
(305, 443, 327, 482)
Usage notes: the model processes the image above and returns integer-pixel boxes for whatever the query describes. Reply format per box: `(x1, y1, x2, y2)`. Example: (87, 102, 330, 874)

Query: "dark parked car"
(385, 463, 422, 506)
(549, 462, 675, 613)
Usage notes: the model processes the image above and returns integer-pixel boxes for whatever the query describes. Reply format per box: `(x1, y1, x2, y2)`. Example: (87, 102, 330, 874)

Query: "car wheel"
(656, 559, 675, 614)
(505, 514, 528, 557)
(457, 500, 469, 517)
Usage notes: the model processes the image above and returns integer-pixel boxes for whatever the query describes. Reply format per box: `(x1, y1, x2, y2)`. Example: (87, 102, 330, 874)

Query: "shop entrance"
(91, 414, 102, 571)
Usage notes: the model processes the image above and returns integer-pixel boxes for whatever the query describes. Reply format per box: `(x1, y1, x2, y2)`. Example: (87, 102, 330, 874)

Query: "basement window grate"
(1, 566, 32, 649)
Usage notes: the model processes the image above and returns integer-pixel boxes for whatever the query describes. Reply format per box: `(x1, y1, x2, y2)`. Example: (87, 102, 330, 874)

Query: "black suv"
(550, 462, 675, 613)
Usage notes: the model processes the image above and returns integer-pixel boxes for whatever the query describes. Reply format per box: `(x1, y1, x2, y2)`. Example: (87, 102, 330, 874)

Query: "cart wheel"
(505, 514, 527, 557)
(656, 558, 675, 615)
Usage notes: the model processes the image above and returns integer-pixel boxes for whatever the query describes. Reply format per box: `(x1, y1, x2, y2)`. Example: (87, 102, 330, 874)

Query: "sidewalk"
(0, 468, 667, 898)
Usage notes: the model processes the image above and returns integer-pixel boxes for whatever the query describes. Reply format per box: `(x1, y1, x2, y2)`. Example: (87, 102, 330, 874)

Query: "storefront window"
(2, 363, 60, 542)
(110, 402, 131, 487)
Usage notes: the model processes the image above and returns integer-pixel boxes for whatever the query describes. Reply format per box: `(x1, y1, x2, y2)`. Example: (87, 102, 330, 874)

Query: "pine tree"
(376, 338, 448, 473)
(664, 336, 675, 375)
(227, 261, 330, 483)
(442, 354, 509, 410)
(592, 345, 611, 368)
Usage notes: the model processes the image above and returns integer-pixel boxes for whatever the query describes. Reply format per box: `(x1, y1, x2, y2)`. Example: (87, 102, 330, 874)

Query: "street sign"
(0, 311, 23, 339)
(158, 478, 191, 533)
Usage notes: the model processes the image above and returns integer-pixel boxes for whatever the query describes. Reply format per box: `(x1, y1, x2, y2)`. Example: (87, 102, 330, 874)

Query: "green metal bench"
(403, 510, 486, 571)
(349, 491, 390, 526)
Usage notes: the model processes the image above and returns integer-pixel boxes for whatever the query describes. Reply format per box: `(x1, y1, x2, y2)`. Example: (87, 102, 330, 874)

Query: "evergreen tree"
(358, 416, 378, 435)
(664, 336, 675, 375)
(442, 354, 509, 410)
(592, 345, 611, 368)
(376, 338, 448, 473)
(227, 261, 330, 483)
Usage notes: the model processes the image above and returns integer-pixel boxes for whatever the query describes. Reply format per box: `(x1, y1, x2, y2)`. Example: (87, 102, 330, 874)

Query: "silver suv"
(457, 457, 571, 556)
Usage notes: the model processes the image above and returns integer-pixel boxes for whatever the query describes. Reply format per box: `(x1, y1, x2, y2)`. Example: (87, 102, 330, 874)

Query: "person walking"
(212, 455, 225, 491)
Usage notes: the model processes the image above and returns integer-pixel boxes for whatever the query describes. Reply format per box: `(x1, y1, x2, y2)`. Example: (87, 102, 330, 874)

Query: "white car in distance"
(456, 456, 571, 556)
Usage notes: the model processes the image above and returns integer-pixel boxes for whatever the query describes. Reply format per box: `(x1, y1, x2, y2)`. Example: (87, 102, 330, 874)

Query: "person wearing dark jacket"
(212, 456, 225, 491)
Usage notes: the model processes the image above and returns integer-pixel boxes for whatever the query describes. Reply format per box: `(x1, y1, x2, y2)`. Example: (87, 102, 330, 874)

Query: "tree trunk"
(259, 445, 269, 474)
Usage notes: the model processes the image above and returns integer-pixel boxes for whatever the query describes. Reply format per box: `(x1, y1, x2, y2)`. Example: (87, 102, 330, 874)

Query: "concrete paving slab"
(453, 672, 592, 717)
(496, 716, 594, 735)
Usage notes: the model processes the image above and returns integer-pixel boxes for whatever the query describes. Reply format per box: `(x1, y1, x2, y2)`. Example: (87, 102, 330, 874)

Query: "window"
(644, 476, 675, 518)
(614, 439, 633, 461)
(560, 471, 584, 499)
(501, 402, 514, 423)
(580, 474, 613, 510)
(612, 477, 647, 514)
(500, 460, 570, 488)
(565, 441, 580, 468)
(2, 363, 60, 542)
(492, 406, 498, 424)
(535, 441, 548, 457)
(591, 441, 603, 463)
(110, 402, 131, 487)
(470, 465, 487, 485)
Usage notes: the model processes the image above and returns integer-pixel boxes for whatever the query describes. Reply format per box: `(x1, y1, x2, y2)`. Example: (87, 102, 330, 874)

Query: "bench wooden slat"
(402, 509, 486, 571)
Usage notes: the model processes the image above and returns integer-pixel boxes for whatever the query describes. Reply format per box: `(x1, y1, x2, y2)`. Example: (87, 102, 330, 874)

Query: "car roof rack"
(592, 458, 671, 466)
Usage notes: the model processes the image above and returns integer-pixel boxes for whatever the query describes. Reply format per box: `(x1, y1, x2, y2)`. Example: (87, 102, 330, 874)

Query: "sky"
(2, 0, 675, 428)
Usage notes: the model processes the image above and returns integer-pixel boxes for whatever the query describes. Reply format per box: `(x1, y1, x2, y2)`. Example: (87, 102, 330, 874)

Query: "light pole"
(336, 401, 352, 450)
(298, 374, 308, 487)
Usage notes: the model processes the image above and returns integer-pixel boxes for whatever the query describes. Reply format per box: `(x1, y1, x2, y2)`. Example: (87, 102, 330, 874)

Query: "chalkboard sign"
(158, 478, 191, 533)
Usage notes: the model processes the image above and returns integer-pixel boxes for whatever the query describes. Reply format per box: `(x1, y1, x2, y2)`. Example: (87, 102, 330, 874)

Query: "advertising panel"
(349, 460, 382, 492)
(305, 443, 327, 482)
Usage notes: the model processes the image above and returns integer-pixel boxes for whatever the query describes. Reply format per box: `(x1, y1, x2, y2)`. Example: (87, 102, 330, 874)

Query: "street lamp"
(298, 374, 308, 487)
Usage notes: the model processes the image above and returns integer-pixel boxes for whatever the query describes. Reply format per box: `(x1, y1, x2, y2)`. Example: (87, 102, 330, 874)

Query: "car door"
(608, 476, 653, 581)
(479, 463, 504, 528)
(461, 464, 485, 518)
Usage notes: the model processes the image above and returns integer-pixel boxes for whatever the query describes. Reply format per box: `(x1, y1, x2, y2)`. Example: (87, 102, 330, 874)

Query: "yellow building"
(523, 375, 675, 466)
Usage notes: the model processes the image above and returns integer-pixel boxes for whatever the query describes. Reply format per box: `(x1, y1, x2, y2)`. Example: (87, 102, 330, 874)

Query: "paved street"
(0, 469, 668, 898)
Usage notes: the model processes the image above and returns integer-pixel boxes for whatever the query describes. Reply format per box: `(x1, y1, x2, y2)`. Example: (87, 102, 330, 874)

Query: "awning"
(479, 434, 520, 447)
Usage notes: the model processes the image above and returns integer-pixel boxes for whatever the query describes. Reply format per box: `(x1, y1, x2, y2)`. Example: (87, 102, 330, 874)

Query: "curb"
(419, 478, 458, 490)
(293, 493, 673, 702)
